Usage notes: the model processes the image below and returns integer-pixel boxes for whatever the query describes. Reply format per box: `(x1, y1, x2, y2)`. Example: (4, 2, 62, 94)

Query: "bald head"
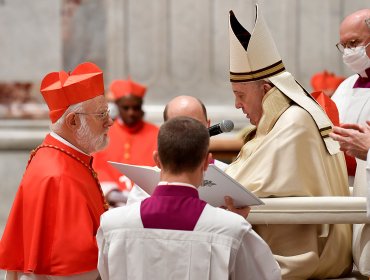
(163, 95, 209, 127)
(341, 9, 370, 27)
(340, 9, 370, 48)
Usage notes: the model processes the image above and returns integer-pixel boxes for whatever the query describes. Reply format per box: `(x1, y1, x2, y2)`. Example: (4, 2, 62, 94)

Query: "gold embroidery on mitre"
(230, 60, 285, 82)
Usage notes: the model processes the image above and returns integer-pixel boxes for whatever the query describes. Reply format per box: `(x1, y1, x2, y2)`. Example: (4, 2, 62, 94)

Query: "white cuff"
(100, 181, 119, 196)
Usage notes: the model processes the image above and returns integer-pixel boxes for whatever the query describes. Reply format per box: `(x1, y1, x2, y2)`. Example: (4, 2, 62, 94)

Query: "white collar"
(158, 181, 197, 190)
(50, 132, 89, 155)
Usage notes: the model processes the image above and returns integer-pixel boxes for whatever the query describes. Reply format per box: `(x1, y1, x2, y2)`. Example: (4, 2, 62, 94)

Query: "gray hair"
(50, 102, 84, 133)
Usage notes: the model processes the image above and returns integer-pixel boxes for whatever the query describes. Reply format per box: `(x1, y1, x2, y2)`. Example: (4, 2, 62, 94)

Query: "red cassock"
(0, 134, 106, 276)
(312, 91, 357, 176)
(93, 119, 159, 191)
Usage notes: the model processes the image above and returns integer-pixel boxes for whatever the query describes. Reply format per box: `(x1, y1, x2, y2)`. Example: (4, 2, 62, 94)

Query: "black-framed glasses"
(76, 109, 110, 121)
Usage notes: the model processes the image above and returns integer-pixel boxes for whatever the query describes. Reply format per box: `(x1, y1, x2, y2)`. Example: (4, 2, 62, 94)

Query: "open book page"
(109, 161, 263, 207)
(109, 161, 160, 195)
(200, 164, 263, 207)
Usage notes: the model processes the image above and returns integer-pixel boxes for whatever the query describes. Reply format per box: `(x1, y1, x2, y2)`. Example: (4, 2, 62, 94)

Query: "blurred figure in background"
(93, 78, 159, 207)
(310, 71, 355, 176)
(311, 70, 345, 97)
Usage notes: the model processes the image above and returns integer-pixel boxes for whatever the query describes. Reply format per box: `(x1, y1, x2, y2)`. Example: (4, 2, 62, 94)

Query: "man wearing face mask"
(331, 9, 370, 278)
(332, 9, 370, 129)
(332, 9, 370, 184)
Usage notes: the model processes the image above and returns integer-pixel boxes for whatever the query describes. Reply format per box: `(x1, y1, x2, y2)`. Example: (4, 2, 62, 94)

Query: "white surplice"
(96, 202, 281, 280)
(332, 74, 370, 125)
(332, 74, 370, 276)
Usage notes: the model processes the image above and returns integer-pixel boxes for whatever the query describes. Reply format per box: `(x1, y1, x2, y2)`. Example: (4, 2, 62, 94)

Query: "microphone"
(208, 120, 234, 137)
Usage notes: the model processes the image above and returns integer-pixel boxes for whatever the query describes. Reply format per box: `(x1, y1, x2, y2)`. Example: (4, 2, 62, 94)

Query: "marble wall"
(0, 0, 61, 81)
(105, 0, 368, 109)
(1, 0, 369, 124)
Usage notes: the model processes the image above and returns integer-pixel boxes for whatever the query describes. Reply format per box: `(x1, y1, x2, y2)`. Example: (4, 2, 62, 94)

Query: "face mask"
(342, 43, 370, 75)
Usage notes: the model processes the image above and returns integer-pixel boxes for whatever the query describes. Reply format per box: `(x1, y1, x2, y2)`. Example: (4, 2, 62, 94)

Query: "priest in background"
(93, 78, 159, 207)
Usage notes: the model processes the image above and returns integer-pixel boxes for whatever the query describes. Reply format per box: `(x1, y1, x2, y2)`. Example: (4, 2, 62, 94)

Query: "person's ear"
(263, 82, 273, 94)
(203, 153, 211, 171)
(65, 112, 79, 130)
(153, 151, 161, 168)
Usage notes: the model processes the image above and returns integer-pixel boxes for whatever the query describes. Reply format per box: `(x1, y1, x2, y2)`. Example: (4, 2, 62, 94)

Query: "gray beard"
(75, 117, 108, 154)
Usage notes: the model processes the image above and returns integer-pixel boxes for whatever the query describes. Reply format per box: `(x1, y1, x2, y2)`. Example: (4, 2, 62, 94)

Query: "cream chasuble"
(226, 88, 352, 280)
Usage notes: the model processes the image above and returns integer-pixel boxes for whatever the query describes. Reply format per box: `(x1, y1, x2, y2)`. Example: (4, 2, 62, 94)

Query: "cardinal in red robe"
(0, 62, 112, 279)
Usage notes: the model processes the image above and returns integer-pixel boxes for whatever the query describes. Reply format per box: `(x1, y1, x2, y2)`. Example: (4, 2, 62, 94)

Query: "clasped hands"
(329, 121, 370, 161)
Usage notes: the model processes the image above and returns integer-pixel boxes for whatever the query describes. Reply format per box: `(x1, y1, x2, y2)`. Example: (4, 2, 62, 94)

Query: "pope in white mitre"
(225, 5, 352, 280)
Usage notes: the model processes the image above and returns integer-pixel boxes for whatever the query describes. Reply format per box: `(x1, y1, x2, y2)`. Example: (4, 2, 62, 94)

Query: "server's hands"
(222, 196, 251, 219)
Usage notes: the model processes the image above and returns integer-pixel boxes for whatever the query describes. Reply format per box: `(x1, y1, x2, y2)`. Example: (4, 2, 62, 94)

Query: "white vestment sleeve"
(126, 185, 150, 205)
(100, 181, 119, 196)
(96, 226, 109, 280)
(234, 229, 281, 280)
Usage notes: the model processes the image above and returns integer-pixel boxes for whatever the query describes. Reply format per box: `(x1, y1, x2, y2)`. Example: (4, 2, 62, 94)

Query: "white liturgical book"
(109, 161, 264, 207)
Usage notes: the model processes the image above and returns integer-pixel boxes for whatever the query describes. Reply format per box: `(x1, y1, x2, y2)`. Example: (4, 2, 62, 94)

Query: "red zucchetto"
(110, 79, 146, 100)
(311, 70, 345, 94)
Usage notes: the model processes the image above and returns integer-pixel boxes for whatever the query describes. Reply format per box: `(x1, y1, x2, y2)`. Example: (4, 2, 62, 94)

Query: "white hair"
(50, 102, 84, 133)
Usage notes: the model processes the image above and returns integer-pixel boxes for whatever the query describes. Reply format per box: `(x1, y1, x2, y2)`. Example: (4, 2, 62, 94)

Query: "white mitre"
(229, 4, 339, 155)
